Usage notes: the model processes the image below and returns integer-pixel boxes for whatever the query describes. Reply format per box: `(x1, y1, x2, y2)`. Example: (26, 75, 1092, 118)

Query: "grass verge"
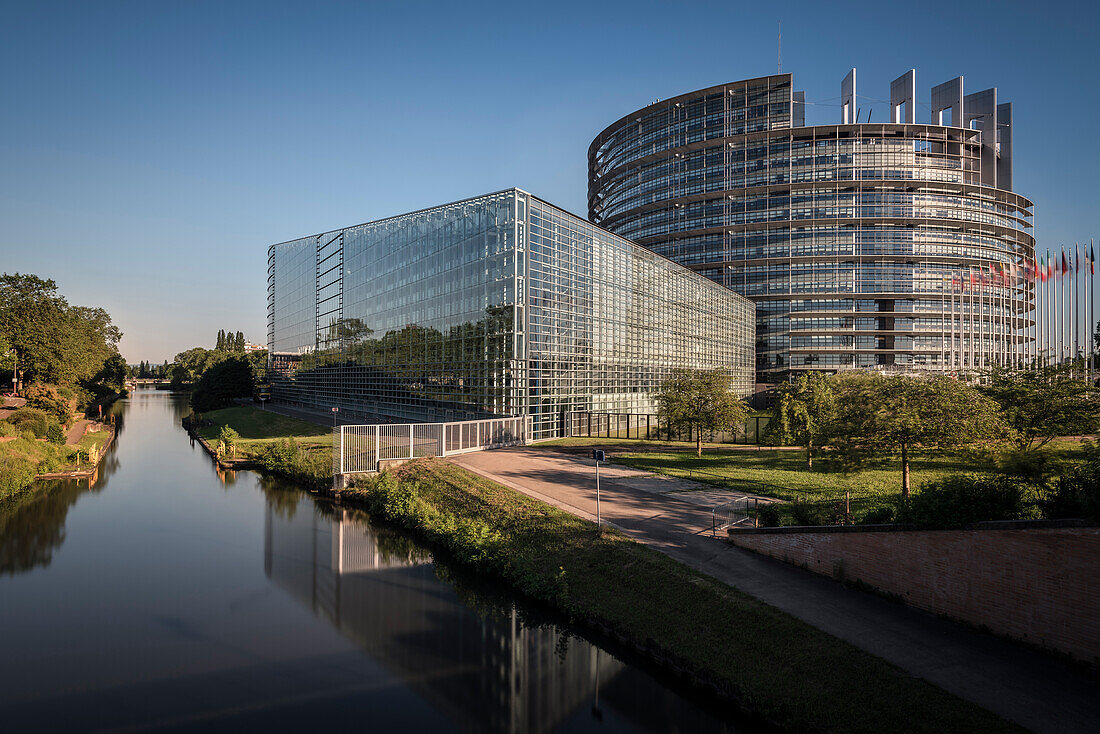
(195, 406, 330, 452)
(345, 459, 1020, 733)
(192, 406, 332, 489)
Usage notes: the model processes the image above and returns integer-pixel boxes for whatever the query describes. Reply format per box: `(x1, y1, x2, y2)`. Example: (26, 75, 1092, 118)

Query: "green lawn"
(345, 461, 1020, 733)
(196, 406, 331, 455)
(601, 440, 1089, 521)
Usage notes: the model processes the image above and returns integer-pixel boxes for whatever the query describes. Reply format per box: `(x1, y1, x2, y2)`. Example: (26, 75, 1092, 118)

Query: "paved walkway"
(64, 419, 91, 446)
(449, 447, 1100, 734)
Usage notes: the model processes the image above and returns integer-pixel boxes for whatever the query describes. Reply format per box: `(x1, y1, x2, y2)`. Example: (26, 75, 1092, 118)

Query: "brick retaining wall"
(727, 526, 1100, 665)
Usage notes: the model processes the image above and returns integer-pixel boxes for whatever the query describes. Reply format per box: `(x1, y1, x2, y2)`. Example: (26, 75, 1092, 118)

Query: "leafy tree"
(770, 372, 837, 469)
(830, 373, 1008, 498)
(170, 347, 229, 388)
(655, 369, 749, 457)
(235, 330, 245, 352)
(0, 273, 122, 389)
(216, 330, 226, 351)
(190, 355, 255, 411)
(982, 366, 1100, 451)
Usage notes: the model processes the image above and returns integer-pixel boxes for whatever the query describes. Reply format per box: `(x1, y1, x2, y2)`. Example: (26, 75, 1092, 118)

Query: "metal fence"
(711, 497, 767, 535)
(567, 411, 770, 444)
(336, 416, 530, 474)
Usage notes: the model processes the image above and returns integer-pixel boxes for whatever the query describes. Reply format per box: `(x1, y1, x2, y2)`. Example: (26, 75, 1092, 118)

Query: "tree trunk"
(901, 441, 911, 499)
(805, 442, 812, 470)
(696, 426, 702, 457)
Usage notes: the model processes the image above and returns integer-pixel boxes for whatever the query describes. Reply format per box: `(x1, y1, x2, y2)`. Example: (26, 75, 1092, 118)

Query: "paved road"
(450, 446, 1100, 734)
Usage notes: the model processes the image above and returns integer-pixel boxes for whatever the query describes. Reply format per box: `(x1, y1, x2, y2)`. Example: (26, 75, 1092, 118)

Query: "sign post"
(591, 449, 606, 529)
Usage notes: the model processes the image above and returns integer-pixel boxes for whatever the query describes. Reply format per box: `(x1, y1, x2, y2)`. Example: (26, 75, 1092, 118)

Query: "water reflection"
(0, 403, 124, 576)
(263, 498, 736, 733)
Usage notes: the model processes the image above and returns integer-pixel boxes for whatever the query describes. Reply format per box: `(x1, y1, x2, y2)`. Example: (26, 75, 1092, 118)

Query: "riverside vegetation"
(189, 405, 331, 489)
(344, 460, 1020, 734)
(1, 273, 125, 500)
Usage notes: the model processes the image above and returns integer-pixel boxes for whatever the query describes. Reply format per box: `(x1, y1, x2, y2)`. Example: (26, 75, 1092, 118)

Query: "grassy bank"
(345, 460, 1019, 733)
(192, 405, 331, 488)
(194, 406, 330, 451)
(0, 426, 113, 501)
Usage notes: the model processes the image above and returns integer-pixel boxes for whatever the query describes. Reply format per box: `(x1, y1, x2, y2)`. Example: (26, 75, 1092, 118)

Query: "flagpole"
(1075, 244, 1081, 374)
(1090, 239, 1095, 385)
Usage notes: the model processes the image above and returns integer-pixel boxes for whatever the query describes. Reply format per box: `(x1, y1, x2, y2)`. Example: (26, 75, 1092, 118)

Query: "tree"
(235, 331, 245, 352)
(982, 366, 1100, 451)
(171, 347, 228, 388)
(655, 369, 749, 457)
(0, 273, 122, 389)
(216, 330, 226, 351)
(190, 355, 255, 412)
(830, 373, 1007, 498)
(770, 372, 837, 469)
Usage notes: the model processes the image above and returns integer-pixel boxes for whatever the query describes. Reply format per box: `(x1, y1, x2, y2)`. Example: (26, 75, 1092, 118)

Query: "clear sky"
(1, 0, 1096, 362)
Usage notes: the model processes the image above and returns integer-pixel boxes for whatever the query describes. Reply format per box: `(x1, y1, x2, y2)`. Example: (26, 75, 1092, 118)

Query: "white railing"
(337, 416, 530, 474)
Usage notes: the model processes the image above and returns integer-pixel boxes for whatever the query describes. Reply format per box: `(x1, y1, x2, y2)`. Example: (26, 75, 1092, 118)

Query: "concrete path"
(65, 419, 91, 446)
(449, 446, 1100, 734)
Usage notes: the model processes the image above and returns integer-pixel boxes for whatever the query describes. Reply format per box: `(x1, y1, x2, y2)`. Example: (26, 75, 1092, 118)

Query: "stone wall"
(728, 524, 1100, 665)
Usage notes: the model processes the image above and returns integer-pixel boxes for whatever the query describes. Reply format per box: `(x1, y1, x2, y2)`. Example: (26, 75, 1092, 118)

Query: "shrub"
(46, 422, 66, 446)
(218, 425, 240, 458)
(756, 503, 781, 527)
(902, 473, 1030, 530)
(0, 455, 37, 497)
(791, 497, 826, 526)
(0, 421, 15, 438)
(7, 407, 50, 438)
(23, 383, 73, 426)
(1038, 442, 1100, 521)
(860, 505, 896, 525)
(257, 438, 329, 488)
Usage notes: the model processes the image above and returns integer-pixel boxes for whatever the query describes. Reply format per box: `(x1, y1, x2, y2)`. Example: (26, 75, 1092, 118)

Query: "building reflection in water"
(263, 500, 737, 734)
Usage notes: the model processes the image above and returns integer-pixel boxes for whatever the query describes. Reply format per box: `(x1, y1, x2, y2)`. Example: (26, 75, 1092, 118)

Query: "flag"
(1062, 249, 1069, 275)
(1091, 243, 1096, 275)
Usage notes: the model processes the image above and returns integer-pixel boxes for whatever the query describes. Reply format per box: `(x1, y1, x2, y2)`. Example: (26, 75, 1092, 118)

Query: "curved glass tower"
(588, 71, 1035, 383)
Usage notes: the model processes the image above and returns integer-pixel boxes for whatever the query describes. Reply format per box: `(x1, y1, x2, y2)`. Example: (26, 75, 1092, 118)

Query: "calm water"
(0, 390, 742, 733)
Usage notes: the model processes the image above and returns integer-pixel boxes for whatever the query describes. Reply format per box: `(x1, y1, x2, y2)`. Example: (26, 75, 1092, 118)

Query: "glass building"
(588, 71, 1035, 383)
(268, 188, 754, 439)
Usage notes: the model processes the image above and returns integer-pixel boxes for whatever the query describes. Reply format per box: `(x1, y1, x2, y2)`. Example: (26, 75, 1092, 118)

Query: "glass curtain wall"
(268, 189, 755, 438)
(589, 75, 1035, 382)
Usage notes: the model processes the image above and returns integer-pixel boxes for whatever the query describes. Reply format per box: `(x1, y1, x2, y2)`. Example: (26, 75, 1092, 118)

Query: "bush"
(23, 383, 73, 425)
(0, 421, 15, 438)
(756, 503, 781, 527)
(257, 438, 329, 488)
(46, 422, 66, 446)
(902, 473, 1030, 530)
(1038, 442, 1100, 521)
(860, 505, 896, 525)
(7, 407, 50, 438)
(0, 454, 37, 498)
(791, 497, 826, 526)
(218, 425, 240, 458)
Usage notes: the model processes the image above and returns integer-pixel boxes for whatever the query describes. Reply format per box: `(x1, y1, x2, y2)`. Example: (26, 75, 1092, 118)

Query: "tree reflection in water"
(0, 406, 124, 576)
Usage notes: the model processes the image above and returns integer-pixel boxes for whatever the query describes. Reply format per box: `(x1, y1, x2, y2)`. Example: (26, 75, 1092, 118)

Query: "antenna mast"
(778, 22, 782, 73)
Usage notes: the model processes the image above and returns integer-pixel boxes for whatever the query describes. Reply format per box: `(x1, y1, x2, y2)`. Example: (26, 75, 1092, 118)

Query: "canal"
(0, 389, 743, 732)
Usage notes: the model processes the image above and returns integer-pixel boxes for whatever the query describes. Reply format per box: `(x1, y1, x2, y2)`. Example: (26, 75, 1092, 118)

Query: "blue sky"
(1, 0, 1096, 362)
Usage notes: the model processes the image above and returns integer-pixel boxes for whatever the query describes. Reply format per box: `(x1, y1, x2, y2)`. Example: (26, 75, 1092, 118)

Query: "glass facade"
(589, 74, 1035, 382)
(267, 189, 754, 439)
